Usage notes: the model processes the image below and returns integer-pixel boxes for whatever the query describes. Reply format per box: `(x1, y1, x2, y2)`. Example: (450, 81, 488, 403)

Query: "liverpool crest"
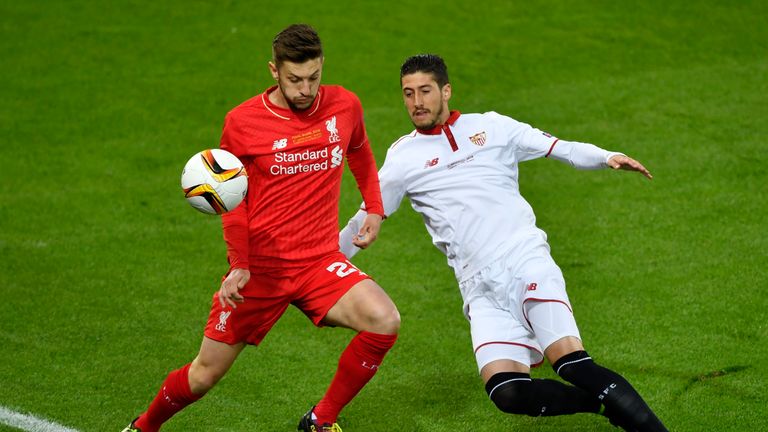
(326, 116, 341, 143)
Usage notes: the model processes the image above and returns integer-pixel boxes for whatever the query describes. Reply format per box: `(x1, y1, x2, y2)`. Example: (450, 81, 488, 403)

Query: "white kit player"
(340, 54, 668, 431)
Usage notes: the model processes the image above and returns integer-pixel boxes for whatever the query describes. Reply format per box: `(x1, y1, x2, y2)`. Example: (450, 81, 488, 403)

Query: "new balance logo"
(527, 283, 538, 291)
(215, 311, 231, 332)
(424, 157, 439, 168)
(272, 138, 288, 150)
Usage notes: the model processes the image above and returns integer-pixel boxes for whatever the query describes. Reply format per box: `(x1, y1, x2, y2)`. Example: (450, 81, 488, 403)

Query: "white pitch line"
(0, 406, 80, 432)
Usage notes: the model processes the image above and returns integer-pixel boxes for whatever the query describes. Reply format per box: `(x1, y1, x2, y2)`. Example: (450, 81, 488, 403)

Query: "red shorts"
(204, 251, 370, 345)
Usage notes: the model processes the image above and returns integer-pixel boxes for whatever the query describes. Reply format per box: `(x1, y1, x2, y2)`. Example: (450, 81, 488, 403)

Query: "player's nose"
(299, 80, 311, 95)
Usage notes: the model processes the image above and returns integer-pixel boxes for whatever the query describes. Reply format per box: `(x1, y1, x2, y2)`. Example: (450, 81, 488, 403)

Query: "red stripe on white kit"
(545, 139, 560, 158)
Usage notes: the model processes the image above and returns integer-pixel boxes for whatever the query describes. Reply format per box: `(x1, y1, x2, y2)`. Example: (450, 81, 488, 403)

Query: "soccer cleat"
(297, 407, 343, 432)
(120, 418, 141, 432)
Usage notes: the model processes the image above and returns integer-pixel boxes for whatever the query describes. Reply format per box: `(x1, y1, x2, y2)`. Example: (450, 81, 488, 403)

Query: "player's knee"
(371, 304, 401, 334)
(358, 299, 400, 334)
(485, 373, 537, 416)
(188, 361, 226, 394)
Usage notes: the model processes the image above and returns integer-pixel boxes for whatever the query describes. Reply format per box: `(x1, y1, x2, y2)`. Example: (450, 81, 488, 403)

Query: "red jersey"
(219, 85, 384, 269)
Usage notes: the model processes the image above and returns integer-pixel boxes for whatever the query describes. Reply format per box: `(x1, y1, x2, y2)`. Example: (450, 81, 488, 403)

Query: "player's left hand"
(607, 154, 653, 180)
(352, 213, 383, 249)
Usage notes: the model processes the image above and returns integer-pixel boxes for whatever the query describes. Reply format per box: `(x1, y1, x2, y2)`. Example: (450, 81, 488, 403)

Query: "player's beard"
(287, 95, 315, 111)
(278, 84, 316, 112)
(413, 103, 445, 131)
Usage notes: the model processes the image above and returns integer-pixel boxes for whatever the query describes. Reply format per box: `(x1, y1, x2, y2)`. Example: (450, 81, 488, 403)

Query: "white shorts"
(459, 245, 581, 372)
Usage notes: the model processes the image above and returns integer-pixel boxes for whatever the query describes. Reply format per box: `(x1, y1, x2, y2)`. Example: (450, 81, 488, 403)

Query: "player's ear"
(268, 61, 279, 81)
(442, 83, 452, 102)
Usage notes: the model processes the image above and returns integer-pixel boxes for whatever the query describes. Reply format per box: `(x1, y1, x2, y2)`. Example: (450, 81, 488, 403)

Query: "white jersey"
(341, 110, 621, 282)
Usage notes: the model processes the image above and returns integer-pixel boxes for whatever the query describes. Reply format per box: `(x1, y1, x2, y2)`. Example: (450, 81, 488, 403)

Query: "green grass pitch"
(1, 1, 766, 431)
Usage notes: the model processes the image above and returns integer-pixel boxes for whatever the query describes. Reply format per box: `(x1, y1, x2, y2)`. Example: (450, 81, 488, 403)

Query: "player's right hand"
(352, 213, 383, 249)
(218, 268, 249, 309)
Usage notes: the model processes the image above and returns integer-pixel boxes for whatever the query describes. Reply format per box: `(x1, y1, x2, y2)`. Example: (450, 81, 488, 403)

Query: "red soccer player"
(122, 24, 399, 432)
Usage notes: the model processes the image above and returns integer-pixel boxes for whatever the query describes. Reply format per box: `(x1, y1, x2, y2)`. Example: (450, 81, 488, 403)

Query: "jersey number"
(326, 261, 365, 278)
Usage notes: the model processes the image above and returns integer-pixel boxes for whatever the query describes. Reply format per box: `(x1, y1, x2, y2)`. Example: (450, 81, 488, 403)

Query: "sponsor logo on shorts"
(527, 283, 538, 291)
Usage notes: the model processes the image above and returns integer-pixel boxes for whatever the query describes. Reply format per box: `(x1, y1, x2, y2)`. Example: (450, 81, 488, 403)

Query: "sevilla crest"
(469, 132, 486, 146)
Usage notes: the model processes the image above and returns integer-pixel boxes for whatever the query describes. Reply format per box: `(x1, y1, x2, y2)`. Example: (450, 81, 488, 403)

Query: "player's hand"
(607, 155, 653, 180)
(352, 213, 383, 249)
(218, 268, 249, 309)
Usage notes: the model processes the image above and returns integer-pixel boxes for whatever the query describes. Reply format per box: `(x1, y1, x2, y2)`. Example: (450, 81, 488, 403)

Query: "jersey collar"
(415, 110, 461, 135)
(261, 85, 323, 120)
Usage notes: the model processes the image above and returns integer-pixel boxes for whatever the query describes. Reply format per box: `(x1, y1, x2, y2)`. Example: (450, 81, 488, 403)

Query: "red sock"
(134, 363, 203, 432)
(313, 331, 397, 424)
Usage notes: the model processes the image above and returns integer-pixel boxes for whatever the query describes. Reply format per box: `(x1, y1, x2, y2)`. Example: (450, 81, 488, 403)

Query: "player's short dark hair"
(400, 54, 450, 88)
(272, 24, 323, 66)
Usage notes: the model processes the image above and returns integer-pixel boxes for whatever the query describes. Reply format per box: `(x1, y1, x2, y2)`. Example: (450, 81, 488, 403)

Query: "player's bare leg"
(127, 337, 245, 432)
(300, 279, 400, 429)
(480, 359, 529, 380)
(188, 337, 245, 393)
(323, 278, 400, 334)
(543, 335, 584, 361)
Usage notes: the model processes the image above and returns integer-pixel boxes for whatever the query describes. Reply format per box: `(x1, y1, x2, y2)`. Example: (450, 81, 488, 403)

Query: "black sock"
(485, 372, 601, 417)
(553, 351, 668, 432)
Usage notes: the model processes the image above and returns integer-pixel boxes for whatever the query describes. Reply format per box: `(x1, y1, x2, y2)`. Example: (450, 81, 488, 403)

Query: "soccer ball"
(181, 149, 248, 215)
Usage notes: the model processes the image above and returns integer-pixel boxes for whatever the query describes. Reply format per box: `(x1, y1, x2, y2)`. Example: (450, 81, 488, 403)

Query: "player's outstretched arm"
(607, 154, 653, 180)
